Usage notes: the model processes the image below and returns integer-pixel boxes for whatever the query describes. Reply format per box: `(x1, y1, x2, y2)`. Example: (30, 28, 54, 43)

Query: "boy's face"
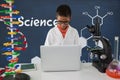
(56, 15, 71, 30)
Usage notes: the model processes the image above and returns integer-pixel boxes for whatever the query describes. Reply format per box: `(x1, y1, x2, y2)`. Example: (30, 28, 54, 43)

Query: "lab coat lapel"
(55, 26, 64, 41)
(64, 25, 71, 39)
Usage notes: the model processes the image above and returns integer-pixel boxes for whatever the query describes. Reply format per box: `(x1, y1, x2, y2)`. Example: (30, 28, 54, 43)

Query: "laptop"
(40, 45, 81, 72)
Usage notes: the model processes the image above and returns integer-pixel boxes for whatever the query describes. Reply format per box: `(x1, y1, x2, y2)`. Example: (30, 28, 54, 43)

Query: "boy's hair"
(56, 4, 71, 17)
(3, 73, 30, 80)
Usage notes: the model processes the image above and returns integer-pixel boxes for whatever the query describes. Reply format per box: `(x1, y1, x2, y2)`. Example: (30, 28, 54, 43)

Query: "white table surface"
(24, 63, 119, 80)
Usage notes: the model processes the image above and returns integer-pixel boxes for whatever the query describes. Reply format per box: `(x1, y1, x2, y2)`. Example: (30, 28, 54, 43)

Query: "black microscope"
(86, 17, 113, 73)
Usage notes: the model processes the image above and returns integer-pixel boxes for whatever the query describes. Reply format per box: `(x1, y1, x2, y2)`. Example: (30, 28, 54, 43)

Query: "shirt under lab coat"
(44, 25, 80, 46)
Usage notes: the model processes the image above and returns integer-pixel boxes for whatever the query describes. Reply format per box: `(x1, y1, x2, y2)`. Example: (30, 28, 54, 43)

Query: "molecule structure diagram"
(79, 6, 113, 62)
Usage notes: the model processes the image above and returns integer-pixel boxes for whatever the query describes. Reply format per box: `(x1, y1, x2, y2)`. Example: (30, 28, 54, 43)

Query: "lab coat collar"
(55, 25, 72, 39)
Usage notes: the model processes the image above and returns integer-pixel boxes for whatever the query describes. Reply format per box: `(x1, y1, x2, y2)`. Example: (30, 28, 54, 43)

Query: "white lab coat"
(44, 25, 80, 46)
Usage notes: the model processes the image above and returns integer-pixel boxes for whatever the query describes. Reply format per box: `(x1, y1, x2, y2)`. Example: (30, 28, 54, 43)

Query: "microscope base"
(92, 62, 108, 73)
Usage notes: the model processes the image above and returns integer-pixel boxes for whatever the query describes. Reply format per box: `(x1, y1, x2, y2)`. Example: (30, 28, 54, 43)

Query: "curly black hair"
(56, 4, 71, 17)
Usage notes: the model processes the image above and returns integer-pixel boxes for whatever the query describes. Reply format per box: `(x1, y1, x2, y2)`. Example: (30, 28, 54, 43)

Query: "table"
(24, 63, 119, 80)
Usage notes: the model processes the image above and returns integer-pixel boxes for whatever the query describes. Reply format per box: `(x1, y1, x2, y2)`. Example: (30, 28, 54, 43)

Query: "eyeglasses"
(57, 21, 70, 25)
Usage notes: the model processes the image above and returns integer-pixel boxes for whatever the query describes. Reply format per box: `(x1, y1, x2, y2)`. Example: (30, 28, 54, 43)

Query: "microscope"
(87, 17, 113, 73)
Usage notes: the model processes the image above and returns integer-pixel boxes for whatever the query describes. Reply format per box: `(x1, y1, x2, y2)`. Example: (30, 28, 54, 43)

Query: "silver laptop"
(40, 45, 81, 72)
